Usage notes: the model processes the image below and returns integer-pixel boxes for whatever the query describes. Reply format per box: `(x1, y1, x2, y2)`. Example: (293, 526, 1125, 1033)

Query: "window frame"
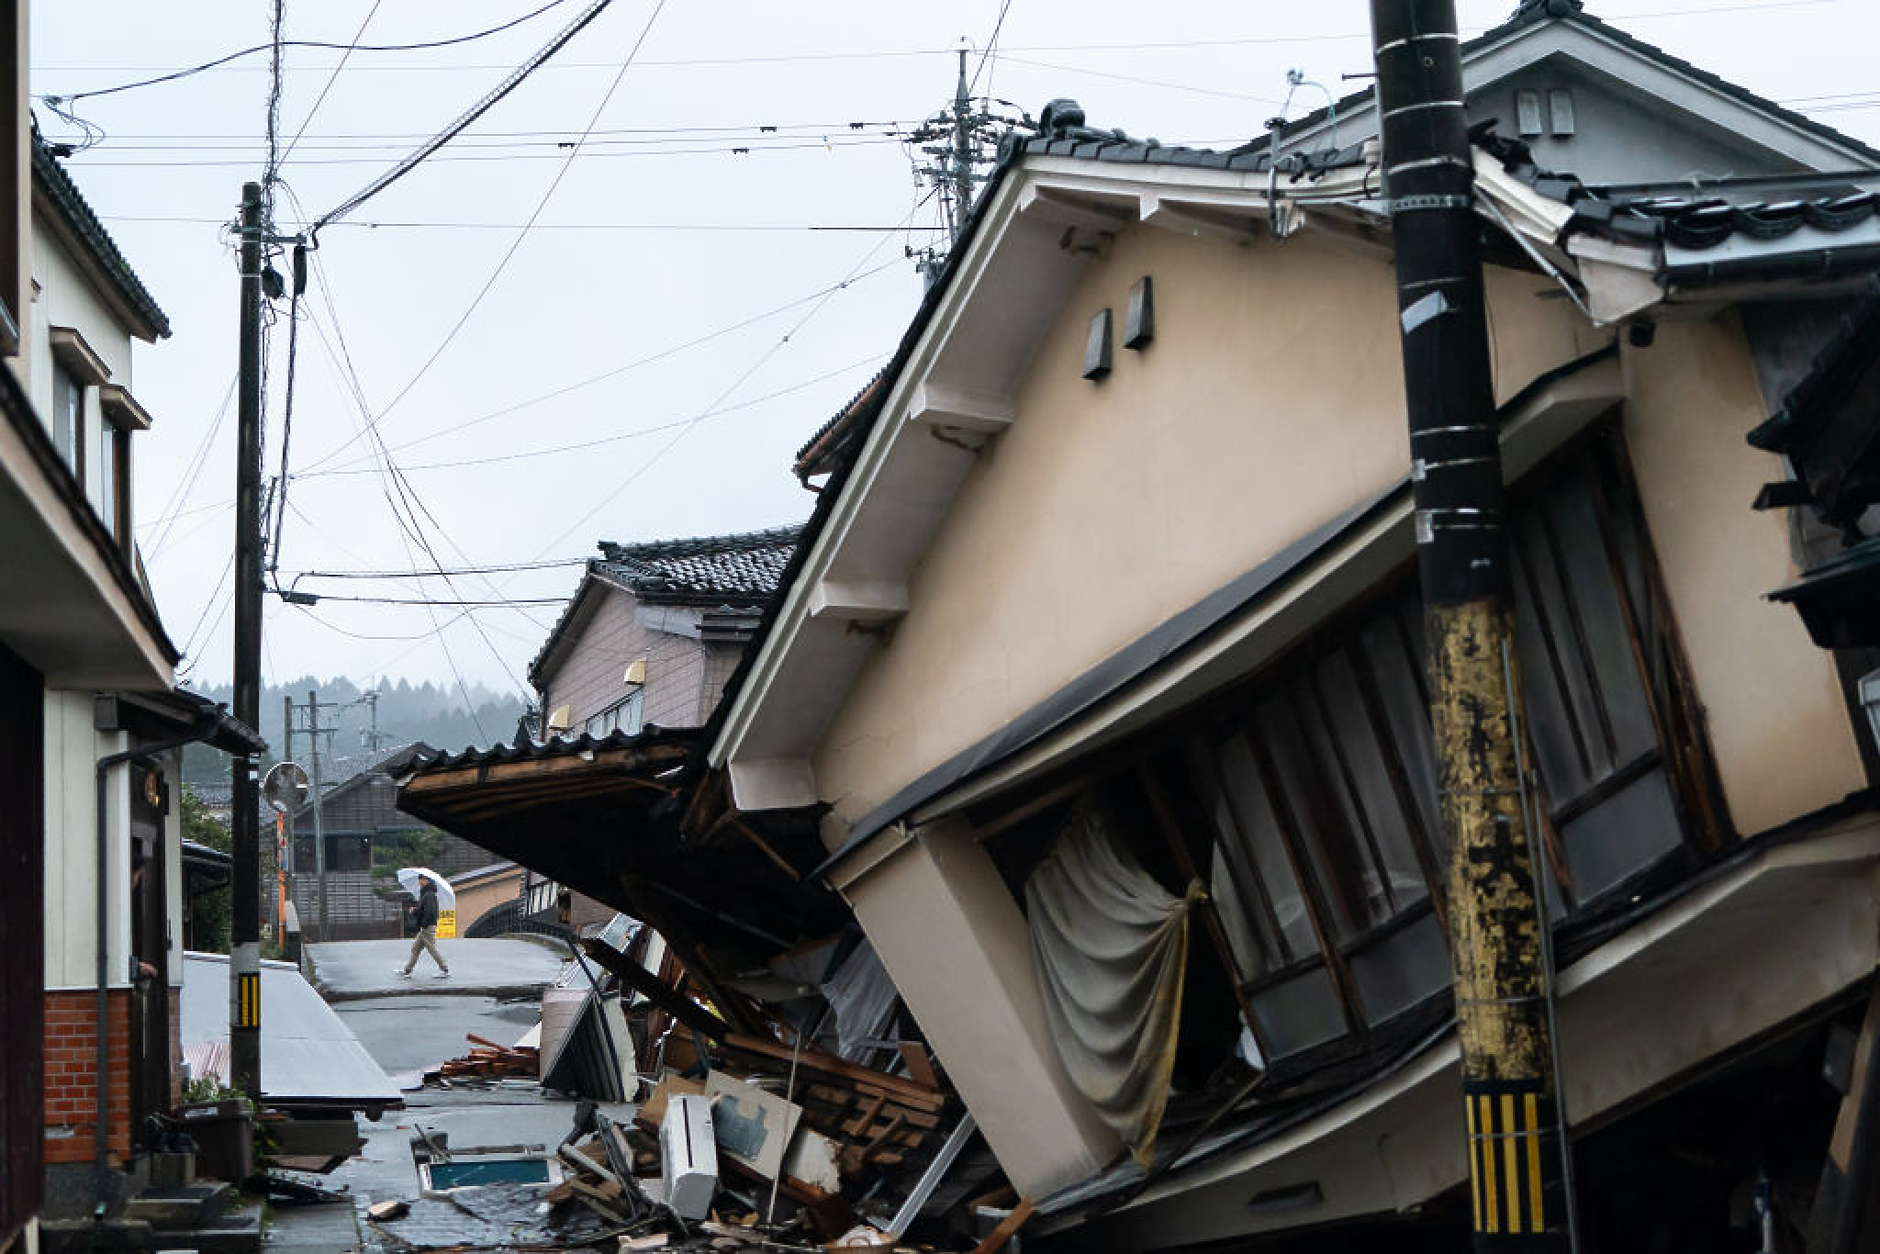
(585, 687, 645, 738)
(971, 421, 1724, 1080)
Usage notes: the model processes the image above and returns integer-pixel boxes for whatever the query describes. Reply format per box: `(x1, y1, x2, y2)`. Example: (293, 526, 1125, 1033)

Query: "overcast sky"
(29, 0, 1880, 708)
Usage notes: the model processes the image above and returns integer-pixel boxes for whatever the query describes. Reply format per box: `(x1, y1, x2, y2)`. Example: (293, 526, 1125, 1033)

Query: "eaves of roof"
(700, 116, 1379, 788)
(0, 333, 179, 667)
(692, 150, 1030, 783)
(32, 136, 171, 340)
(526, 568, 609, 692)
(402, 723, 696, 776)
(785, 131, 1369, 483)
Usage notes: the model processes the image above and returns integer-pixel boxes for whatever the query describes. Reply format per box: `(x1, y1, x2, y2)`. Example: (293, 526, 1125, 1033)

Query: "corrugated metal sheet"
(180, 951, 401, 1109)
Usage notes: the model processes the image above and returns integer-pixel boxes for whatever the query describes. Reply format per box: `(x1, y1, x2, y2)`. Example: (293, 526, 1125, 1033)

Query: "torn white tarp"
(1026, 797, 1202, 1164)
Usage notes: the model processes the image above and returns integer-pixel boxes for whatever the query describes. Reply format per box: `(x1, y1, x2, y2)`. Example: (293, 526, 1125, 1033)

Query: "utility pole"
(229, 181, 265, 1100)
(281, 694, 296, 913)
(361, 688, 384, 754)
(307, 690, 330, 941)
(1368, 3, 1569, 1248)
(950, 47, 973, 244)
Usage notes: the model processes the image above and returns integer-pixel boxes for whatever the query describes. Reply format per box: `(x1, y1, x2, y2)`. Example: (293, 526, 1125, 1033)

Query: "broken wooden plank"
(723, 1033, 944, 1108)
(898, 1042, 939, 1089)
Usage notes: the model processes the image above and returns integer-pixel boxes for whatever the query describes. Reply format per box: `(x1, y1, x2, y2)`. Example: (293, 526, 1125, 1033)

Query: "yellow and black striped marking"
(1464, 1082, 1553, 1238)
(236, 972, 262, 1028)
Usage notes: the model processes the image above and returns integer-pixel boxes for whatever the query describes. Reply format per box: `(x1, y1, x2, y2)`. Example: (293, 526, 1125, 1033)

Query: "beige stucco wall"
(1621, 313, 1866, 835)
(813, 222, 1598, 829)
(835, 816, 1120, 1195)
(29, 214, 136, 520)
(543, 590, 717, 732)
(453, 865, 523, 931)
(43, 689, 132, 990)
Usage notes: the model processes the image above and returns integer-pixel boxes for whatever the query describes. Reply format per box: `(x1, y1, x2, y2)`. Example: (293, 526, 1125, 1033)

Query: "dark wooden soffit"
(396, 731, 847, 961)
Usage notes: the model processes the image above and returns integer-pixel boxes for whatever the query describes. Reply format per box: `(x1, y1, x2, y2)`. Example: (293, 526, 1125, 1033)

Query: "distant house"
(531, 525, 802, 739)
(505, 527, 801, 931)
(284, 741, 501, 942)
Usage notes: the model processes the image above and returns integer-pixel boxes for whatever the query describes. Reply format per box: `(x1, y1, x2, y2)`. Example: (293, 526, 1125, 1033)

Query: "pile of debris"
(430, 1032, 541, 1081)
(395, 921, 1028, 1249)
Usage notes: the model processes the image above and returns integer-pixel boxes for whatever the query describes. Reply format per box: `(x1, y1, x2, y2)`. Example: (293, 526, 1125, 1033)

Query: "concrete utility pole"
(950, 47, 973, 243)
(229, 181, 265, 1099)
(1368, 2, 1569, 1247)
(307, 690, 329, 940)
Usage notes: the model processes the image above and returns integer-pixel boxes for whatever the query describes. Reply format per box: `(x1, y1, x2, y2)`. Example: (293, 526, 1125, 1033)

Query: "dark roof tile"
(595, 523, 803, 603)
(32, 134, 169, 338)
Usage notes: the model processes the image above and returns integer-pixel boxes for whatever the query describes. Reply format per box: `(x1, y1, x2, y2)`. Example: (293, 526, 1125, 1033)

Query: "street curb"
(318, 982, 552, 1003)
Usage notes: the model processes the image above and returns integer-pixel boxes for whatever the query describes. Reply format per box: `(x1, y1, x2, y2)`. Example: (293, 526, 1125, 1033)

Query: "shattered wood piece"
(850, 1080, 944, 1115)
(569, 1178, 638, 1226)
(465, 1033, 507, 1051)
(896, 1043, 939, 1090)
(723, 1034, 944, 1107)
(838, 1093, 887, 1140)
(857, 1114, 905, 1170)
(619, 1235, 669, 1250)
(968, 1198, 1035, 1254)
(560, 1143, 627, 1191)
(546, 1180, 577, 1204)
(365, 1199, 409, 1222)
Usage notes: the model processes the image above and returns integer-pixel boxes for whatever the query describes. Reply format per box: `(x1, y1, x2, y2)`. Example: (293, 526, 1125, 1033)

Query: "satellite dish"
(263, 761, 311, 814)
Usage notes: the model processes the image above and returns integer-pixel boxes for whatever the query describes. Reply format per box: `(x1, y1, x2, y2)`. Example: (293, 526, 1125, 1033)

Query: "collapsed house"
(401, 3, 1880, 1249)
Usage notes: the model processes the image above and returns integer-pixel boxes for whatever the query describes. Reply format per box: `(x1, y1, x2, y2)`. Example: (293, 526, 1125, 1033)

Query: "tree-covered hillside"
(178, 675, 527, 783)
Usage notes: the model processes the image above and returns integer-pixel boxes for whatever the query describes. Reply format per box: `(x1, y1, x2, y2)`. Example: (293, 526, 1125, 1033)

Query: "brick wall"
(168, 988, 181, 1110)
(43, 989, 130, 1165)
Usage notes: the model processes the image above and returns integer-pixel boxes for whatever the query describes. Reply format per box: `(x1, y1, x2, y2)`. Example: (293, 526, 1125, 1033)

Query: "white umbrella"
(395, 866, 456, 909)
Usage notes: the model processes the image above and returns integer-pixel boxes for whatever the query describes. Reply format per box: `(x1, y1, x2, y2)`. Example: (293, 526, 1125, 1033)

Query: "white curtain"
(1026, 796, 1203, 1164)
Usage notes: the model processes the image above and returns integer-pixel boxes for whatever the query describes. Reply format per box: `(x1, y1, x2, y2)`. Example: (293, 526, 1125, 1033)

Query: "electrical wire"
(291, 594, 569, 607)
(66, 135, 904, 169)
(308, 0, 620, 233)
(41, 0, 583, 102)
(969, 0, 1017, 94)
(302, 352, 888, 477)
(281, 1, 384, 164)
(293, 0, 665, 500)
(530, 204, 913, 559)
(289, 558, 589, 580)
(101, 215, 948, 231)
(35, 0, 1845, 90)
(294, 243, 902, 477)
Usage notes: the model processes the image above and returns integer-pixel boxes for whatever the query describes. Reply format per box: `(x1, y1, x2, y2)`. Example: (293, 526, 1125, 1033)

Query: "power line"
(281, 0, 384, 165)
(102, 215, 949, 231)
(282, 593, 570, 607)
(307, 0, 667, 474)
(301, 352, 888, 478)
(297, 253, 903, 475)
(40, 0, 583, 102)
(531, 206, 914, 559)
(287, 558, 590, 579)
(36, 2, 1834, 83)
(68, 119, 923, 143)
(308, 0, 620, 232)
(66, 136, 904, 169)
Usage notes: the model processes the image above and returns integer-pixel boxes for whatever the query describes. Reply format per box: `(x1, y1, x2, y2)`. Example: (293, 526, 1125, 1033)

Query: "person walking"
(397, 879, 450, 978)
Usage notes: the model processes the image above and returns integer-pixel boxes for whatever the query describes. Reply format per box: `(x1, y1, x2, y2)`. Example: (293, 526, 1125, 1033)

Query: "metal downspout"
(92, 721, 215, 1207)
